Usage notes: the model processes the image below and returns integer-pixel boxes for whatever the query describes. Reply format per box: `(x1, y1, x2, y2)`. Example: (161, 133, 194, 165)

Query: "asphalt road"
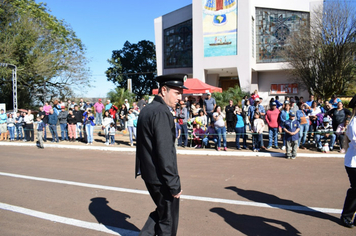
(0, 146, 354, 236)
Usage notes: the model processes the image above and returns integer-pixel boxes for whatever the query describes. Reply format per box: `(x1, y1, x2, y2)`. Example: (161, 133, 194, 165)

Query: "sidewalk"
(0, 126, 344, 158)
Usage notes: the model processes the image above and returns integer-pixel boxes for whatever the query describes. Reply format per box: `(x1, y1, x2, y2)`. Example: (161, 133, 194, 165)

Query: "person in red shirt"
(251, 89, 260, 101)
(109, 104, 118, 129)
(265, 102, 280, 149)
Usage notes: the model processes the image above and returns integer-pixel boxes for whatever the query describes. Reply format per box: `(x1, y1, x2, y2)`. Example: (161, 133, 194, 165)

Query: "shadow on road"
(225, 186, 340, 224)
(210, 207, 301, 235)
(89, 197, 140, 234)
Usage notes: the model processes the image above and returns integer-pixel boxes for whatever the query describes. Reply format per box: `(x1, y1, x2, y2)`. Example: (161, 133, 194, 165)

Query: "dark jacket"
(58, 110, 68, 124)
(135, 95, 181, 195)
(67, 114, 77, 125)
(47, 113, 58, 125)
(73, 110, 83, 123)
(225, 105, 235, 121)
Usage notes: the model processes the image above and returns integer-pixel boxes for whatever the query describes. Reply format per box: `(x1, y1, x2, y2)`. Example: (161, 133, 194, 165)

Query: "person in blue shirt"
(0, 109, 7, 141)
(283, 111, 300, 159)
(36, 116, 45, 149)
(329, 94, 342, 109)
(233, 106, 247, 150)
(47, 109, 59, 142)
(305, 94, 315, 108)
(275, 95, 283, 109)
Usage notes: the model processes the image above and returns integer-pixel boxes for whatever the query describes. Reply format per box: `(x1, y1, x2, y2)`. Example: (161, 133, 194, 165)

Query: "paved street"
(0, 145, 354, 235)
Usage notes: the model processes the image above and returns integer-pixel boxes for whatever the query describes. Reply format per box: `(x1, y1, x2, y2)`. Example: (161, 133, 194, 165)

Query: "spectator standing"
(84, 101, 92, 110)
(109, 123, 116, 145)
(241, 95, 248, 107)
(73, 105, 83, 141)
(43, 102, 52, 115)
(7, 113, 15, 141)
(329, 94, 342, 109)
(102, 110, 114, 145)
(94, 99, 104, 126)
(67, 110, 77, 142)
(37, 106, 48, 142)
(15, 112, 24, 140)
(305, 95, 315, 107)
(0, 109, 7, 141)
(53, 100, 61, 115)
(252, 112, 265, 152)
(290, 98, 298, 113)
(275, 96, 283, 109)
(176, 103, 189, 148)
(124, 99, 130, 110)
(47, 109, 59, 143)
(174, 118, 181, 148)
(251, 89, 260, 101)
(204, 92, 216, 125)
(58, 106, 69, 141)
(280, 101, 291, 150)
(213, 105, 227, 151)
(132, 102, 140, 113)
(296, 103, 310, 149)
(248, 98, 265, 125)
(191, 103, 202, 118)
(307, 101, 322, 144)
(24, 110, 34, 142)
(225, 100, 235, 134)
(340, 94, 356, 228)
(137, 98, 146, 110)
(336, 118, 350, 153)
(243, 99, 251, 131)
(79, 98, 85, 111)
(283, 111, 300, 159)
(265, 102, 280, 149)
(233, 106, 247, 150)
(36, 116, 45, 148)
(328, 101, 351, 131)
(315, 117, 336, 151)
(118, 104, 127, 131)
(109, 104, 119, 128)
(83, 108, 95, 145)
(184, 96, 191, 118)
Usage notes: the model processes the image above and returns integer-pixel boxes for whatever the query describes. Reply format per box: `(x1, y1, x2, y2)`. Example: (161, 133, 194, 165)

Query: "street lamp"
(0, 63, 17, 113)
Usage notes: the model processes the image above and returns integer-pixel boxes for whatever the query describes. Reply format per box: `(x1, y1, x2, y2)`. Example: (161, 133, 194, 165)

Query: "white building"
(154, 0, 323, 104)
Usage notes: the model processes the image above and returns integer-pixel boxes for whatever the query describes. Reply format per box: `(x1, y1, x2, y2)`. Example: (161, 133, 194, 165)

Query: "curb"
(0, 142, 344, 158)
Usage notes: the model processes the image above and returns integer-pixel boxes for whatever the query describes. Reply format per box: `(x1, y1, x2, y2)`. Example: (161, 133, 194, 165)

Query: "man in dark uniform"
(136, 74, 188, 236)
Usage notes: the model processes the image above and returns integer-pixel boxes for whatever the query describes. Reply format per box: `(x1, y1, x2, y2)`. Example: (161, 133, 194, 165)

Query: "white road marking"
(0, 142, 345, 158)
(0, 172, 342, 214)
(0, 202, 139, 236)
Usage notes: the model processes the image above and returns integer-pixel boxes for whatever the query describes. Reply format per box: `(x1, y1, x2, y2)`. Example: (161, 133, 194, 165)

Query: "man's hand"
(173, 190, 183, 198)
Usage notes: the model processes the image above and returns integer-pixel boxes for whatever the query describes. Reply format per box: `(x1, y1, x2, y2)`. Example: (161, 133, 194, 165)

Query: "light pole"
(0, 63, 17, 113)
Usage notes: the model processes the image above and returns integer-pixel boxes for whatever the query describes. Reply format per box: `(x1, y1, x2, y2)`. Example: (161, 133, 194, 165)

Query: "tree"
(0, 0, 91, 108)
(213, 85, 249, 109)
(283, 0, 356, 99)
(106, 87, 136, 107)
(106, 40, 157, 98)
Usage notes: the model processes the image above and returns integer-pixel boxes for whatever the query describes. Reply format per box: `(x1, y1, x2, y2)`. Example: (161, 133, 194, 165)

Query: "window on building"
(252, 16, 255, 58)
(255, 8, 309, 63)
(164, 20, 192, 68)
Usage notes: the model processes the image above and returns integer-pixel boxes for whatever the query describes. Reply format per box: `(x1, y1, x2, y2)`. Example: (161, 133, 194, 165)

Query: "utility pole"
(0, 63, 17, 113)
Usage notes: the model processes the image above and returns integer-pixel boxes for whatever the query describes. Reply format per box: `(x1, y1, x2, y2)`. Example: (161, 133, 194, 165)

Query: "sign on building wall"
(270, 83, 298, 94)
(203, 0, 238, 57)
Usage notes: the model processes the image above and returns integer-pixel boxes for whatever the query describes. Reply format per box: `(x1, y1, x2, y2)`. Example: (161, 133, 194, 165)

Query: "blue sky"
(38, 0, 192, 98)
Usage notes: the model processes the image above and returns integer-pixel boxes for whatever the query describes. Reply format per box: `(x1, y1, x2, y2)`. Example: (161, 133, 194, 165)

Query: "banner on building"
(270, 83, 298, 94)
(203, 0, 238, 57)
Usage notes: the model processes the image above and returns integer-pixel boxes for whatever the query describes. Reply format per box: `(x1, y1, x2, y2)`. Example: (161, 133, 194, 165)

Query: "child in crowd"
(36, 116, 45, 149)
(315, 117, 336, 151)
(193, 123, 205, 148)
(336, 118, 350, 153)
(283, 112, 300, 159)
(252, 112, 265, 152)
(109, 123, 116, 145)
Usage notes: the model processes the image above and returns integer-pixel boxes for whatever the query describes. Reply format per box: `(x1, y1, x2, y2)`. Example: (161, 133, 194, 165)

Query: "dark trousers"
(49, 124, 59, 142)
(140, 182, 180, 236)
(253, 133, 262, 149)
(235, 126, 247, 149)
(342, 166, 356, 221)
(226, 120, 235, 133)
(178, 124, 188, 147)
(206, 112, 214, 126)
(25, 124, 34, 141)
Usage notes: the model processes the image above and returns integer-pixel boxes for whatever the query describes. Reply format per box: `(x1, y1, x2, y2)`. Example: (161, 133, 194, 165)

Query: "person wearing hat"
(136, 74, 187, 235)
(94, 99, 104, 126)
(58, 106, 69, 141)
(282, 111, 300, 159)
(203, 91, 216, 125)
(315, 116, 336, 151)
(265, 101, 281, 149)
(340, 94, 356, 228)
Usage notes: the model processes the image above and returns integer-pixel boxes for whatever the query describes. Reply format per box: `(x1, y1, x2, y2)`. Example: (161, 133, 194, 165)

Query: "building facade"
(154, 0, 323, 104)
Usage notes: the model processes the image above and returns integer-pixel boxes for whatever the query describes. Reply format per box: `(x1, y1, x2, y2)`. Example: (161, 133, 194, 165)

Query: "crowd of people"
(0, 97, 147, 148)
(0, 92, 352, 157)
(170, 91, 352, 158)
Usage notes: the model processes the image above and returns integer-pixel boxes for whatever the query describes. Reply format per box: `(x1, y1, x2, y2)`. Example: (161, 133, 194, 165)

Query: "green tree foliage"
(213, 85, 249, 108)
(283, 0, 356, 100)
(0, 0, 91, 108)
(106, 87, 136, 107)
(106, 40, 157, 99)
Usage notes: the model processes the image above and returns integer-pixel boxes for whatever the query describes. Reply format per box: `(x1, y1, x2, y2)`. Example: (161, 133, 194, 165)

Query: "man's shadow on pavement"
(210, 207, 301, 236)
(225, 186, 340, 224)
(89, 197, 139, 234)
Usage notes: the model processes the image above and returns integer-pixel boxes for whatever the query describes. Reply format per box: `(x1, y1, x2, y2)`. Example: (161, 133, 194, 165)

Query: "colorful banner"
(203, 0, 238, 57)
(270, 83, 298, 94)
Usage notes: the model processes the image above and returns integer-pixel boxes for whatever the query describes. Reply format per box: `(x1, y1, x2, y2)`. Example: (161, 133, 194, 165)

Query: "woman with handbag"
(340, 94, 356, 228)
